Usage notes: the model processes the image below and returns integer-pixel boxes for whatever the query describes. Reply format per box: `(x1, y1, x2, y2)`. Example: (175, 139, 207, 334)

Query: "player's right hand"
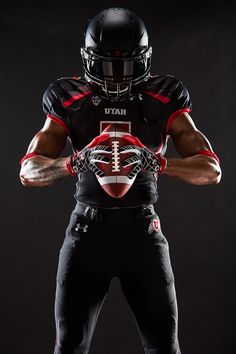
(66, 135, 112, 176)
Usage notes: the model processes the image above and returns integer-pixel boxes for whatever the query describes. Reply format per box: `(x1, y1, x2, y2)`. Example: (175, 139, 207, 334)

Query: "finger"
(128, 164, 143, 179)
(91, 146, 112, 154)
(90, 164, 104, 177)
(119, 145, 141, 155)
(90, 155, 110, 164)
(122, 156, 141, 167)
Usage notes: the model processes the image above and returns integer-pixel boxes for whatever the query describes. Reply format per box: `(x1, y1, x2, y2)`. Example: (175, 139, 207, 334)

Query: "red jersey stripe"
(166, 108, 191, 134)
(47, 114, 70, 135)
(63, 91, 92, 107)
(19, 152, 39, 165)
(197, 150, 220, 164)
(144, 91, 171, 103)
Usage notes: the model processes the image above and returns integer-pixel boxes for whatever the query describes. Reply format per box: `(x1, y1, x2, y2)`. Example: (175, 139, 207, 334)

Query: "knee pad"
(143, 315, 180, 354)
(56, 318, 68, 348)
(55, 318, 90, 353)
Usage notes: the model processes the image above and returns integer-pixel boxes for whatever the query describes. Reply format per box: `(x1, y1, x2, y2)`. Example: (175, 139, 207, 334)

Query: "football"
(91, 122, 137, 198)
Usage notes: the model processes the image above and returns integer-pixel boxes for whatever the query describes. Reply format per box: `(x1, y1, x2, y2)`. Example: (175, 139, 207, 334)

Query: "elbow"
(212, 168, 222, 184)
(208, 163, 222, 185)
(19, 173, 31, 186)
(19, 169, 34, 187)
(19, 169, 49, 187)
(193, 163, 222, 185)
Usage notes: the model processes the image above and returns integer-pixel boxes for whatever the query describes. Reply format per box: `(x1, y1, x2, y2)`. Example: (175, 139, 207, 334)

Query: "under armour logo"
(74, 222, 88, 233)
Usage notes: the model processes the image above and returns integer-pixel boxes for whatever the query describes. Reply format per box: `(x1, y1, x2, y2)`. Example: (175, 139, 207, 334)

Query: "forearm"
(163, 155, 222, 185)
(20, 155, 70, 187)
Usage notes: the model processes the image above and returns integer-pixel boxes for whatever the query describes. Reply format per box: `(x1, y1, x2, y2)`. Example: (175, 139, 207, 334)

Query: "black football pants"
(53, 202, 181, 354)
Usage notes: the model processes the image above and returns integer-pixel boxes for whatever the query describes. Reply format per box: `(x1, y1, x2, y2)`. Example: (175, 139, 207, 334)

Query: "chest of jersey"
(67, 94, 164, 151)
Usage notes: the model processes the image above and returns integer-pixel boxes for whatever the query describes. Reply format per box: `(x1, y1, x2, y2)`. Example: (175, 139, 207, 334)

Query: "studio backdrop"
(1, 1, 235, 354)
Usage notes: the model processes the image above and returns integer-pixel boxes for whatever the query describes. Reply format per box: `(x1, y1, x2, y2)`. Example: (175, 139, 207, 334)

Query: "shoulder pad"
(43, 77, 93, 111)
(143, 75, 183, 103)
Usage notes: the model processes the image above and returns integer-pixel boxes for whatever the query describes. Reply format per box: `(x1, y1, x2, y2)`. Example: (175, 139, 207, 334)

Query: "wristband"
(197, 150, 220, 164)
(19, 152, 39, 165)
(66, 154, 79, 176)
(155, 153, 167, 174)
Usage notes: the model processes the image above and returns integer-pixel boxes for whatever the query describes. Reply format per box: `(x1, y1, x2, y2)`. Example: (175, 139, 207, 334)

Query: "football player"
(19, 7, 221, 354)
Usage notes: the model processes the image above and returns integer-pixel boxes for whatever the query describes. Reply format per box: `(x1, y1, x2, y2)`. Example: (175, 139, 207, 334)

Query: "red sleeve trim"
(19, 152, 39, 165)
(47, 114, 70, 135)
(144, 91, 171, 104)
(166, 108, 191, 134)
(197, 150, 220, 164)
(62, 91, 92, 107)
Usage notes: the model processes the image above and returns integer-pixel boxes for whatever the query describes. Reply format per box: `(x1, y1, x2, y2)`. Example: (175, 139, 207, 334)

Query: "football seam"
(111, 141, 120, 172)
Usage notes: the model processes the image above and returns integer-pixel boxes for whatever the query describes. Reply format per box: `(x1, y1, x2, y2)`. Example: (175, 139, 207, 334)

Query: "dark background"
(1, 1, 235, 353)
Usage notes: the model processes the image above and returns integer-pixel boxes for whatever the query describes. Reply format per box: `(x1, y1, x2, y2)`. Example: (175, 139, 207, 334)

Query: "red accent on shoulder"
(144, 91, 171, 104)
(47, 114, 70, 135)
(62, 91, 92, 107)
(19, 152, 39, 165)
(197, 150, 220, 164)
(166, 108, 191, 134)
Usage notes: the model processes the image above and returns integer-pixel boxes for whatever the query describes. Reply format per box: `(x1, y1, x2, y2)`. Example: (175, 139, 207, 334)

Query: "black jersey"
(42, 75, 192, 207)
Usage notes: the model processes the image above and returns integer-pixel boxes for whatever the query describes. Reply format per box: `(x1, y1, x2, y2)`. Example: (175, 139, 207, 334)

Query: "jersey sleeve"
(162, 79, 192, 134)
(42, 82, 70, 135)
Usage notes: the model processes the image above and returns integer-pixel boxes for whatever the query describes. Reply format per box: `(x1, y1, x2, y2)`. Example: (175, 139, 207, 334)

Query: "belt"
(73, 202, 156, 222)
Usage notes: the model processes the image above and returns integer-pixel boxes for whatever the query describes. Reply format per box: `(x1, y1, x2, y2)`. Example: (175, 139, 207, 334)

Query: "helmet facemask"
(81, 46, 152, 101)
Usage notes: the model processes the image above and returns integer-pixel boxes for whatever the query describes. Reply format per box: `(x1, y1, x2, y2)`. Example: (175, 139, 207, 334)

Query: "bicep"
(25, 118, 68, 159)
(168, 112, 214, 158)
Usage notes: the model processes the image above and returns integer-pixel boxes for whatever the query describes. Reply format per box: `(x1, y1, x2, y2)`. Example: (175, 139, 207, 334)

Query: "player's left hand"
(120, 137, 167, 179)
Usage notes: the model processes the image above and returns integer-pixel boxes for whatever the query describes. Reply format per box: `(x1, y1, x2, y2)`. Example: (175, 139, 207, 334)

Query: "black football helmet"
(81, 7, 152, 101)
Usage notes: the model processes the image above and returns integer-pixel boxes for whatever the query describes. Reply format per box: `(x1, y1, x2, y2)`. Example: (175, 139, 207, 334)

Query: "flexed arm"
(164, 112, 222, 185)
(119, 112, 221, 185)
(19, 118, 70, 187)
(19, 118, 112, 187)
